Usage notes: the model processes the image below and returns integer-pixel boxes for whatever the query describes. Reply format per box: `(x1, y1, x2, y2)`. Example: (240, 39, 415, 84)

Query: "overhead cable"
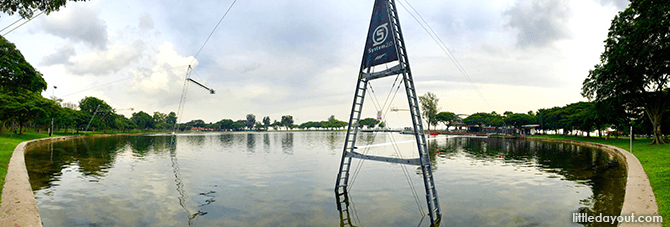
(397, 0, 493, 111)
(189, 0, 238, 66)
(2, 11, 44, 36)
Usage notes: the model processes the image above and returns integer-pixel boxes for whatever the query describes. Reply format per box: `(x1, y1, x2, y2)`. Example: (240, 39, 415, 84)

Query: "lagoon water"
(25, 132, 625, 226)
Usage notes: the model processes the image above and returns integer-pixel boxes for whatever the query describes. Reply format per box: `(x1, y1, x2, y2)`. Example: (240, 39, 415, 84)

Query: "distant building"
(521, 124, 540, 135)
(62, 102, 78, 110)
(191, 126, 214, 131)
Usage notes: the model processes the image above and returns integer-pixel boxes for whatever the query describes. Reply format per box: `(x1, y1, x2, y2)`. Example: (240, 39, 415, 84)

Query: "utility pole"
(50, 86, 57, 136)
(630, 121, 633, 153)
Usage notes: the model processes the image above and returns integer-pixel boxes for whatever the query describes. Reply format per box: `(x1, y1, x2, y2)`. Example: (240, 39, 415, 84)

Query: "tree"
(262, 116, 270, 130)
(1, 36, 50, 134)
(0, 90, 51, 134)
(233, 120, 246, 131)
(152, 111, 171, 130)
(333, 119, 347, 130)
(436, 111, 457, 129)
(254, 122, 264, 130)
(217, 119, 234, 131)
(70, 109, 90, 133)
(153, 111, 167, 123)
(78, 96, 116, 131)
(246, 114, 256, 130)
(299, 121, 322, 130)
(503, 111, 514, 118)
(504, 113, 537, 131)
(1, 36, 47, 93)
(321, 116, 346, 130)
(359, 118, 380, 129)
(79, 97, 112, 116)
(37, 98, 63, 132)
(115, 114, 135, 132)
(166, 112, 177, 125)
(418, 92, 439, 130)
(582, 0, 669, 144)
(281, 115, 294, 130)
(271, 120, 280, 130)
(1, 0, 90, 19)
(544, 106, 570, 135)
(131, 111, 153, 131)
(563, 102, 597, 137)
(185, 119, 205, 128)
(464, 112, 504, 127)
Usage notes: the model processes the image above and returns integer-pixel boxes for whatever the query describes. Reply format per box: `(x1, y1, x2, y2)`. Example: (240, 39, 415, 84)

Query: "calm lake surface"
(25, 132, 625, 226)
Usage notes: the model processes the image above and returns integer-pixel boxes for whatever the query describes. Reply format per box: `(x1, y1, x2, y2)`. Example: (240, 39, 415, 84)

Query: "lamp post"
(50, 86, 57, 136)
(630, 122, 633, 153)
(625, 106, 642, 153)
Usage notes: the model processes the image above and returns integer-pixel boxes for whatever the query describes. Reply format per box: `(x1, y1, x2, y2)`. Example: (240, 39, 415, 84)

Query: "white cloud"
(38, 4, 108, 50)
(505, 0, 573, 48)
(595, 0, 629, 10)
(138, 13, 154, 31)
(41, 44, 76, 66)
(66, 40, 145, 76)
(130, 41, 197, 101)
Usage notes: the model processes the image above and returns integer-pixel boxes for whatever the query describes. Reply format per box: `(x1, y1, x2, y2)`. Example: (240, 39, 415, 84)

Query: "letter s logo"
(372, 23, 389, 46)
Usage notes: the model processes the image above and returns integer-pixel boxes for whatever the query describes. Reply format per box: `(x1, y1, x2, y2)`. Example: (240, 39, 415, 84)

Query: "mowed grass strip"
(0, 132, 55, 200)
(533, 134, 669, 227)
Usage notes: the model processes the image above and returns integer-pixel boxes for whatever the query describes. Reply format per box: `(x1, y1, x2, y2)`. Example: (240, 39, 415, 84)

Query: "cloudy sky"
(1, 0, 628, 127)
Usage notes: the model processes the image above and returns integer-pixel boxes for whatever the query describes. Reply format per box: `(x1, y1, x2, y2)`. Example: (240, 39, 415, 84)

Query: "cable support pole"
(336, 0, 441, 225)
(84, 105, 101, 136)
(388, 0, 441, 224)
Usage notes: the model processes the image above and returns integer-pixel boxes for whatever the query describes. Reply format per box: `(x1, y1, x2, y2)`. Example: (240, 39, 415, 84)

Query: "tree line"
(183, 114, 383, 132)
(418, 91, 669, 139)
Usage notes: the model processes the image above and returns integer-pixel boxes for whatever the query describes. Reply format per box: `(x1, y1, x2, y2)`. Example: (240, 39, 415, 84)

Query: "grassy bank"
(533, 134, 668, 226)
(0, 132, 57, 200)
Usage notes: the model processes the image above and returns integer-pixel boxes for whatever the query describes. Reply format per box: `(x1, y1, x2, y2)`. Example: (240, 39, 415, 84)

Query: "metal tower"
(334, 0, 441, 225)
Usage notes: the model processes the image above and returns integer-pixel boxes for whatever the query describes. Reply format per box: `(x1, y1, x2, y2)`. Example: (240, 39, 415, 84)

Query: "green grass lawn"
(0, 131, 57, 201)
(533, 134, 669, 226)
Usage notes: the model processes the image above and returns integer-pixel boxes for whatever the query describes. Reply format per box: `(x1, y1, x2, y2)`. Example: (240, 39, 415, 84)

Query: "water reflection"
(247, 134, 255, 152)
(24, 133, 625, 227)
(130, 136, 153, 157)
(429, 137, 625, 226)
(335, 187, 429, 227)
(281, 133, 294, 154)
(169, 135, 207, 226)
(263, 134, 270, 152)
(25, 136, 127, 190)
(219, 134, 233, 147)
(328, 132, 341, 152)
(186, 134, 205, 146)
(335, 188, 359, 227)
